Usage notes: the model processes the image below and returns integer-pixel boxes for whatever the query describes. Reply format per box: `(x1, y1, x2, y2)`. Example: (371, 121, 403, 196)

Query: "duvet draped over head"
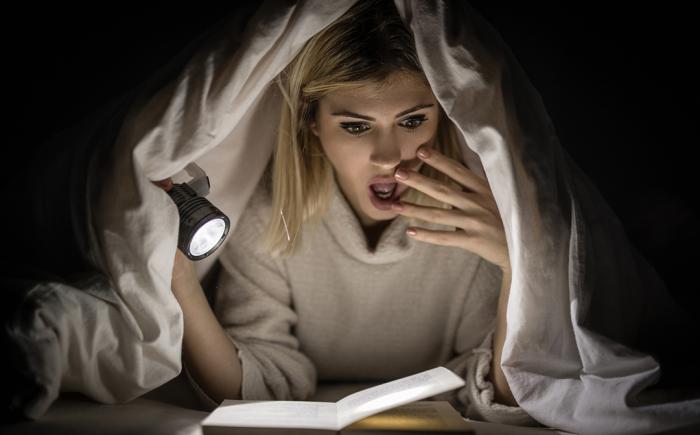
(4, 1, 699, 433)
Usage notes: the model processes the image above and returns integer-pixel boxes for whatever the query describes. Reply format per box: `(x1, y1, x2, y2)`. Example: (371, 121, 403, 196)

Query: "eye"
(400, 115, 427, 130)
(340, 123, 371, 136)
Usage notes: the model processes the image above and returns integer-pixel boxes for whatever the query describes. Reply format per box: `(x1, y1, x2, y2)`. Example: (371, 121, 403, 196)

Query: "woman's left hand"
(391, 145, 510, 273)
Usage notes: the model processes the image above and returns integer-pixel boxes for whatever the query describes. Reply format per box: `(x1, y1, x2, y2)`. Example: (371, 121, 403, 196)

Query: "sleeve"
(210, 191, 317, 401)
(438, 259, 540, 426)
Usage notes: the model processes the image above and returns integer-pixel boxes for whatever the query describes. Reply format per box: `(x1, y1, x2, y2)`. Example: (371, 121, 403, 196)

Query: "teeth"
(371, 183, 397, 201)
(373, 186, 395, 200)
(371, 183, 396, 192)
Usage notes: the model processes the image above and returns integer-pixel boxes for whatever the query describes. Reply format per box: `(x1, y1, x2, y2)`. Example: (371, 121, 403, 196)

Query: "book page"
(201, 400, 338, 430)
(336, 367, 465, 429)
(345, 401, 473, 432)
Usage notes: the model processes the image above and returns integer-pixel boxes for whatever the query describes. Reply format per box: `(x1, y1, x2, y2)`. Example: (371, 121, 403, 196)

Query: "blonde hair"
(262, 0, 464, 258)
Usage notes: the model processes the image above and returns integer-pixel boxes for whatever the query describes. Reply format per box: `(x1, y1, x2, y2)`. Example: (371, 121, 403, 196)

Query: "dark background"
(6, 4, 698, 310)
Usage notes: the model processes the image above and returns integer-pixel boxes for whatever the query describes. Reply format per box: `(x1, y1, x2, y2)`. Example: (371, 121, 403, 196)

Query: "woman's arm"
(158, 178, 316, 403)
(153, 178, 243, 403)
(439, 259, 537, 425)
(489, 268, 518, 406)
(171, 250, 243, 403)
(390, 146, 521, 408)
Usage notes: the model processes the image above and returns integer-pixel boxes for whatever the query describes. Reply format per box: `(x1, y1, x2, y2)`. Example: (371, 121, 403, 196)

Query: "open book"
(201, 366, 474, 434)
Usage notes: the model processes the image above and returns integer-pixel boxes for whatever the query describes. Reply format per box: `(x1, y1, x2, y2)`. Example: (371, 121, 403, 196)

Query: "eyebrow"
(331, 104, 434, 121)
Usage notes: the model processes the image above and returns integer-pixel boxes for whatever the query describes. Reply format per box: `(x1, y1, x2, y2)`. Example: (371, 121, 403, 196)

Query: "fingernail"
(406, 228, 417, 236)
(417, 146, 430, 158)
(395, 169, 408, 180)
(391, 202, 404, 211)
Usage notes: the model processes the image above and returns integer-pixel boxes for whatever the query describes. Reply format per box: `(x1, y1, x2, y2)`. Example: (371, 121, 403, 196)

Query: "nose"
(369, 134, 402, 169)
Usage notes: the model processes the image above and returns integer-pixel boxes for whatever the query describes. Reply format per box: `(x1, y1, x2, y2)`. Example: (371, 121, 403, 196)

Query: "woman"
(4, 1, 694, 431)
(161, 0, 536, 426)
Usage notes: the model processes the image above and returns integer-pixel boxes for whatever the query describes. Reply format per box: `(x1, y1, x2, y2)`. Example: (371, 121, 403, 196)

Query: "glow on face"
(309, 71, 439, 228)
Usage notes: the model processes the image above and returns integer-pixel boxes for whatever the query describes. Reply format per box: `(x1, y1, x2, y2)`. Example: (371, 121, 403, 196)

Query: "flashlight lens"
(188, 218, 227, 257)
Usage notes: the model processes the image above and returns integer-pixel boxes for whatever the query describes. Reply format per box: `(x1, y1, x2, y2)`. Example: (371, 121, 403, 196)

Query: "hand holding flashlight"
(152, 178, 200, 289)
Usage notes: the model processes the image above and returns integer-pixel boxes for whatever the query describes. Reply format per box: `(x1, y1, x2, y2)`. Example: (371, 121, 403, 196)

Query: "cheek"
(419, 126, 438, 144)
(318, 132, 365, 171)
(405, 122, 439, 151)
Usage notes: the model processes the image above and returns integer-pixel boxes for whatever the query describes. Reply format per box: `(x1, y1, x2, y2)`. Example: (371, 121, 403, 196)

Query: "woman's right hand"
(152, 178, 199, 291)
(152, 179, 243, 401)
(171, 249, 199, 291)
(153, 178, 174, 192)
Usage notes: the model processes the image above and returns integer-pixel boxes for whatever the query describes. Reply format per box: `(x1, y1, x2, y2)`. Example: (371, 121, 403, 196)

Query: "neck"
(362, 220, 393, 252)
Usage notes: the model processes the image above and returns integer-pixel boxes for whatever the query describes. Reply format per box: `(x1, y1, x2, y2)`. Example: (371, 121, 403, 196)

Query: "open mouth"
(368, 182, 406, 210)
(371, 183, 397, 200)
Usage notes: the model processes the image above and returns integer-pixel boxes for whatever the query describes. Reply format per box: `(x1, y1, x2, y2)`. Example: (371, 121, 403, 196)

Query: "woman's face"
(310, 71, 439, 229)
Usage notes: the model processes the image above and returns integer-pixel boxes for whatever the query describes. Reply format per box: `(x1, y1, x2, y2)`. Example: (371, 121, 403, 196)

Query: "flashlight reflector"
(189, 218, 227, 257)
(167, 182, 230, 260)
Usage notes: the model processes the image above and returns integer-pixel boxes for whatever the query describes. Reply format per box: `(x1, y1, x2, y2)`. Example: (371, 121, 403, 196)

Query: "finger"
(392, 201, 479, 229)
(152, 178, 173, 191)
(415, 145, 491, 195)
(394, 169, 483, 212)
(405, 226, 474, 249)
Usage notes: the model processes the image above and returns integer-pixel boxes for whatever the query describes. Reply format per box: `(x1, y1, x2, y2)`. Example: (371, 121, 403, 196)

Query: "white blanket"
(20, 1, 699, 433)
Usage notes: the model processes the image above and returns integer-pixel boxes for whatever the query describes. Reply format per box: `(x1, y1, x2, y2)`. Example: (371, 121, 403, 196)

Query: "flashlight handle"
(166, 183, 198, 208)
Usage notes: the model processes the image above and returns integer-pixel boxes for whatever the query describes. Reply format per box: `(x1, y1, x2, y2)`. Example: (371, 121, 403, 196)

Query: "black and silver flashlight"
(166, 163, 230, 261)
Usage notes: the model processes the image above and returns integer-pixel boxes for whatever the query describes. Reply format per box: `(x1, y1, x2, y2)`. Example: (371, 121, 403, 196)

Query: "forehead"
(320, 72, 436, 114)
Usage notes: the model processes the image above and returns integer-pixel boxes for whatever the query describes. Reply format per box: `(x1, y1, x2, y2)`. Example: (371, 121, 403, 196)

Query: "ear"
(309, 120, 319, 137)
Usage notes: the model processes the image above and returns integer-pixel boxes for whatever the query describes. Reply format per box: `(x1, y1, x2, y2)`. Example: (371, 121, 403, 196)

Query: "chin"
(365, 202, 399, 220)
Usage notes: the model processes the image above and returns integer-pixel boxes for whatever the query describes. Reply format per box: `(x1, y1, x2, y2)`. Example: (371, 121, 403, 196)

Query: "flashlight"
(166, 163, 230, 261)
